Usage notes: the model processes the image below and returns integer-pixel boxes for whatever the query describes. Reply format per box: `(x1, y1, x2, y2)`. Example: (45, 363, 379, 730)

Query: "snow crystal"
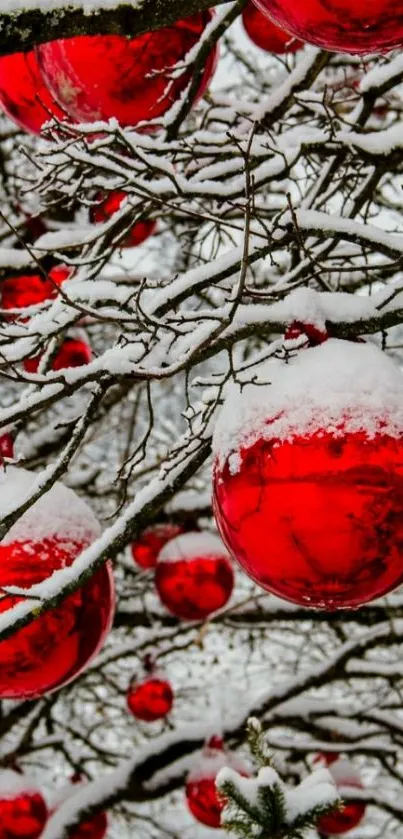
(0, 466, 100, 546)
(157, 531, 230, 564)
(213, 339, 403, 472)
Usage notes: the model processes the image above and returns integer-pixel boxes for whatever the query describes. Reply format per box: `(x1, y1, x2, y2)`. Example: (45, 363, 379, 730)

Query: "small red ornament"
(155, 532, 234, 621)
(186, 736, 249, 828)
(242, 2, 302, 53)
(0, 434, 14, 460)
(90, 192, 157, 249)
(316, 757, 366, 835)
(213, 338, 403, 610)
(127, 665, 174, 722)
(0, 466, 114, 699)
(0, 770, 48, 839)
(0, 50, 65, 134)
(24, 337, 92, 374)
(131, 523, 184, 570)
(36, 12, 218, 130)
(2, 266, 69, 319)
(250, 0, 403, 55)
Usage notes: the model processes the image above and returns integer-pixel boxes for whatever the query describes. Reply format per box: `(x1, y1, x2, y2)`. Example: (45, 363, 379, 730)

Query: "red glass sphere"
(316, 758, 366, 835)
(2, 266, 69, 319)
(0, 50, 65, 134)
(0, 466, 114, 699)
(242, 2, 302, 53)
(155, 532, 234, 621)
(186, 737, 248, 829)
(24, 337, 92, 374)
(131, 523, 184, 570)
(0, 771, 48, 839)
(70, 812, 108, 839)
(127, 675, 174, 721)
(36, 12, 218, 130)
(214, 429, 403, 610)
(0, 434, 14, 460)
(251, 0, 403, 55)
(90, 192, 157, 249)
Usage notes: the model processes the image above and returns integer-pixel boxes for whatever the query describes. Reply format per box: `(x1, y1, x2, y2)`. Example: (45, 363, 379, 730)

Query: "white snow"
(157, 531, 230, 564)
(213, 339, 403, 472)
(0, 769, 42, 799)
(188, 743, 248, 784)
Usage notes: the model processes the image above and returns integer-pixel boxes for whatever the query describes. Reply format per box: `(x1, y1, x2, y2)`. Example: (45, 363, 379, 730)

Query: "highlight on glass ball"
(90, 191, 157, 249)
(186, 736, 249, 828)
(24, 336, 93, 374)
(126, 658, 174, 722)
(36, 11, 218, 130)
(242, 1, 302, 53)
(154, 531, 234, 621)
(250, 0, 403, 55)
(314, 755, 366, 835)
(0, 770, 48, 839)
(0, 466, 115, 699)
(213, 337, 403, 610)
(0, 50, 65, 134)
(131, 523, 185, 570)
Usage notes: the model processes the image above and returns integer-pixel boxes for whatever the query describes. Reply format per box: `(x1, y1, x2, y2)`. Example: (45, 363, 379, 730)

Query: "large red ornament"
(250, 0, 403, 55)
(24, 337, 92, 374)
(213, 339, 403, 610)
(2, 266, 69, 319)
(36, 12, 218, 130)
(0, 770, 48, 839)
(0, 466, 114, 698)
(242, 3, 302, 53)
(90, 192, 157, 249)
(186, 736, 248, 828)
(0, 50, 65, 134)
(131, 523, 184, 570)
(316, 757, 366, 835)
(155, 532, 234, 621)
(127, 671, 174, 722)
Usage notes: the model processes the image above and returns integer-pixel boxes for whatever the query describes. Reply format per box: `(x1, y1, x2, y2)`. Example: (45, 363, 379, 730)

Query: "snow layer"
(0, 770, 41, 799)
(213, 339, 403, 473)
(0, 466, 100, 546)
(187, 745, 248, 784)
(157, 531, 230, 564)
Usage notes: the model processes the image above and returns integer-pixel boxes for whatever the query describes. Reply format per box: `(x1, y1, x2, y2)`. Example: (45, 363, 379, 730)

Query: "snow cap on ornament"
(314, 756, 366, 835)
(186, 736, 249, 828)
(155, 531, 234, 621)
(213, 337, 403, 610)
(0, 769, 48, 839)
(0, 465, 114, 699)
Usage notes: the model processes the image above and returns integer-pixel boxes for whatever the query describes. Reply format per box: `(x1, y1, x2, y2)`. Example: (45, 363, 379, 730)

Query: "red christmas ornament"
(155, 532, 234, 621)
(36, 12, 218, 130)
(242, 2, 302, 53)
(2, 266, 70, 319)
(24, 337, 92, 374)
(213, 338, 403, 610)
(127, 669, 174, 721)
(0, 465, 114, 699)
(250, 0, 403, 55)
(131, 523, 184, 570)
(0, 434, 14, 460)
(186, 736, 249, 828)
(0, 50, 65, 134)
(90, 192, 157, 249)
(316, 757, 366, 835)
(0, 770, 48, 839)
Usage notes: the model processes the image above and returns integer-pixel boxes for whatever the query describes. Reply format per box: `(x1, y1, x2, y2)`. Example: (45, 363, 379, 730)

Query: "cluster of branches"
(0, 4, 403, 837)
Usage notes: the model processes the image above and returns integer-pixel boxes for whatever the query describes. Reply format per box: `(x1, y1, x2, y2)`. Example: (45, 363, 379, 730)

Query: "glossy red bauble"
(90, 192, 157, 249)
(131, 523, 184, 570)
(2, 266, 70, 319)
(186, 737, 248, 828)
(242, 2, 302, 53)
(37, 12, 218, 130)
(127, 675, 174, 721)
(70, 812, 108, 839)
(316, 757, 366, 835)
(251, 0, 403, 55)
(213, 339, 403, 610)
(24, 337, 92, 374)
(0, 434, 14, 460)
(155, 532, 234, 621)
(0, 50, 65, 134)
(0, 466, 114, 698)
(0, 771, 48, 839)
